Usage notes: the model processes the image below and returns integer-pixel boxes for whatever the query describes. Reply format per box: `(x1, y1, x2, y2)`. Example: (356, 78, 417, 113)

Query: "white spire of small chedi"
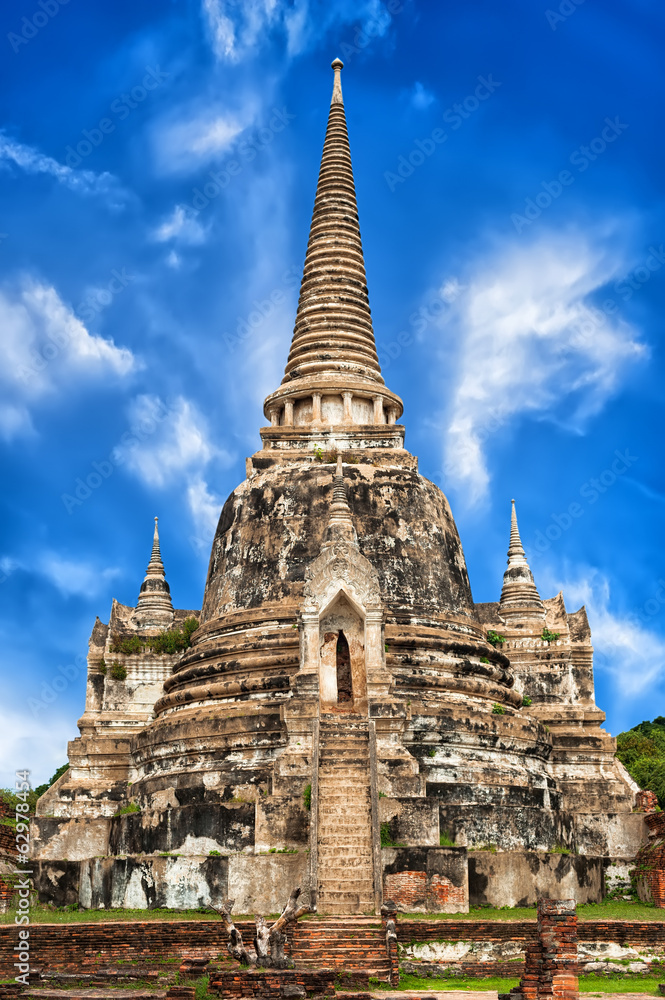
(498, 500, 545, 621)
(133, 517, 174, 627)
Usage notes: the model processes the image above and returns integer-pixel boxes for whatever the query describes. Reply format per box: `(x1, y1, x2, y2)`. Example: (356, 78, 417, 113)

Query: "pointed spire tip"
(331, 57, 344, 105)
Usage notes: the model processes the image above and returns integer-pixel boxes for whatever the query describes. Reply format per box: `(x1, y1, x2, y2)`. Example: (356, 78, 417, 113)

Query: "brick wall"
(383, 871, 466, 911)
(2, 917, 665, 980)
(381, 847, 468, 913)
(209, 969, 336, 997)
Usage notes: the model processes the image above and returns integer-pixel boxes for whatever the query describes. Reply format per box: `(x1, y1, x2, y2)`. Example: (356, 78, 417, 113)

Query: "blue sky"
(1, 0, 663, 787)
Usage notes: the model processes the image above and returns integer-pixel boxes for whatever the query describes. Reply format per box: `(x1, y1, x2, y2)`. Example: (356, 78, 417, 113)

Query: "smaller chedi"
(32, 59, 646, 916)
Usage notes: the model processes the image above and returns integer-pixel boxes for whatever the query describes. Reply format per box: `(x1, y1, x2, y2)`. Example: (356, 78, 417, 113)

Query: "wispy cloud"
(39, 554, 121, 598)
(152, 105, 247, 174)
(409, 81, 435, 110)
(152, 205, 208, 245)
(0, 277, 138, 439)
(113, 394, 231, 551)
(187, 475, 223, 549)
(0, 132, 126, 204)
(539, 566, 665, 704)
(0, 702, 74, 788)
(439, 229, 646, 504)
(201, 0, 396, 62)
(114, 394, 232, 489)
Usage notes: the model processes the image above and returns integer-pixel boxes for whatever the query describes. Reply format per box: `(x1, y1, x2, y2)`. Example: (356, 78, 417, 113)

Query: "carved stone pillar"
(300, 604, 320, 675)
(342, 391, 353, 423)
(284, 399, 294, 426)
(312, 393, 322, 423)
(372, 395, 384, 425)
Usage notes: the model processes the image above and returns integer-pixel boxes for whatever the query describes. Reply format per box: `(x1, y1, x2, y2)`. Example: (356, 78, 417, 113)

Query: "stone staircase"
(290, 917, 390, 978)
(316, 714, 376, 915)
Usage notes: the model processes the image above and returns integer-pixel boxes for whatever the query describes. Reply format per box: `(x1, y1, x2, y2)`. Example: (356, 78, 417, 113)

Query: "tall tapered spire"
(134, 517, 174, 626)
(260, 59, 404, 455)
(499, 501, 545, 618)
(283, 58, 382, 385)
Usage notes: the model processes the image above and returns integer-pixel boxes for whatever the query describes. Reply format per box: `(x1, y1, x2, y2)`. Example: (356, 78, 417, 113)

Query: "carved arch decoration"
(300, 539, 385, 713)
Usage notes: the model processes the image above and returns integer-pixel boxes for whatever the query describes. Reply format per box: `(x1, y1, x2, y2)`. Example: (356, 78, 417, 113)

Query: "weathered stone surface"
(468, 851, 604, 907)
(79, 856, 229, 910)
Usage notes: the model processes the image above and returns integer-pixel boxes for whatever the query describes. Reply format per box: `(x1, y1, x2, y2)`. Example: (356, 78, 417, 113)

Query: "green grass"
(0, 904, 250, 924)
(579, 975, 664, 993)
(377, 973, 520, 991)
(1, 898, 662, 926)
(398, 899, 664, 922)
(382, 973, 665, 993)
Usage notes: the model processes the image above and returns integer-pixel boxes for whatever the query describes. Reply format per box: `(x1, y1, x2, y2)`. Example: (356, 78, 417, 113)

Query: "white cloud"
(152, 205, 208, 246)
(0, 277, 138, 440)
(0, 132, 125, 204)
(539, 567, 665, 700)
(440, 231, 647, 504)
(114, 394, 232, 489)
(409, 81, 435, 110)
(201, 0, 396, 62)
(440, 276, 466, 303)
(202, 0, 237, 60)
(0, 702, 75, 789)
(152, 107, 246, 174)
(187, 476, 223, 552)
(39, 555, 121, 599)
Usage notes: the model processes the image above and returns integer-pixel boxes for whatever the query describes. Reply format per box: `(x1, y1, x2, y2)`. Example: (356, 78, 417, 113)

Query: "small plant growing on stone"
(110, 661, 127, 681)
(209, 850, 221, 856)
(380, 822, 392, 846)
(303, 783, 311, 811)
(487, 630, 505, 647)
(480, 656, 489, 664)
(440, 831, 455, 847)
(99, 659, 107, 675)
(114, 802, 140, 816)
(522, 695, 532, 707)
(313, 446, 324, 461)
(492, 703, 505, 714)
(427, 747, 437, 757)
(541, 628, 561, 643)
(111, 634, 143, 655)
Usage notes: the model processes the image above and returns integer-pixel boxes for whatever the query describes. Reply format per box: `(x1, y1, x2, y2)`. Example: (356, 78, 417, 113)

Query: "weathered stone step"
(317, 785, 370, 795)
(319, 839, 373, 848)
(317, 850, 373, 861)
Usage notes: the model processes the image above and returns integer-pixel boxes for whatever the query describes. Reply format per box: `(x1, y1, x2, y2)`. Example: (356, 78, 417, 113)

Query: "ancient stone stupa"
(33, 60, 645, 916)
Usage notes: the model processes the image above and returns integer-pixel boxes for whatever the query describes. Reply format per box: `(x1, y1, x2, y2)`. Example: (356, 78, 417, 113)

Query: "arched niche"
(318, 591, 368, 712)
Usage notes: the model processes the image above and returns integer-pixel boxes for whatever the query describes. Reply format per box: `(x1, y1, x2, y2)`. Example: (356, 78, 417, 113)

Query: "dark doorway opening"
(336, 631, 353, 704)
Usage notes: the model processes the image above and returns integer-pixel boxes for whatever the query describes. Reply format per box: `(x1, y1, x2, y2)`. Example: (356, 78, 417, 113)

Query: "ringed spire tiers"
(134, 517, 174, 627)
(260, 59, 404, 451)
(499, 500, 545, 619)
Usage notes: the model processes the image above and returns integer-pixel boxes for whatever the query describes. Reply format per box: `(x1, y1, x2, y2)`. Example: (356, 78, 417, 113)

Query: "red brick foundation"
(502, 899, 578, 1000)
(3, 915, 665, 980)
(209, 969, 336, 997)
(383, 870, 466, 910)
(634, 812, 665, 907)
